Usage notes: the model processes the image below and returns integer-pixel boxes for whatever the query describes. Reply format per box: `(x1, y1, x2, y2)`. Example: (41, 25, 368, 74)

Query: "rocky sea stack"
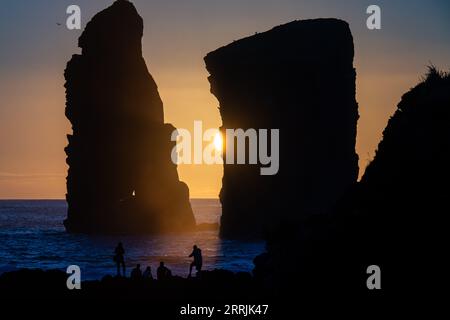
(64, 0, 195, 233)
(205, 19, 359, 238)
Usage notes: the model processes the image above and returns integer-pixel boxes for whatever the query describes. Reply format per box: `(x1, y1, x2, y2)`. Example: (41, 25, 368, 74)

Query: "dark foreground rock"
(348, 67, 450, 290)
(0, 268, 267, 302)
(0, 266, 383, 317)
(64, 0, 195, 233)
(205, 19, 359, 239)
(254, 68, 450, 294)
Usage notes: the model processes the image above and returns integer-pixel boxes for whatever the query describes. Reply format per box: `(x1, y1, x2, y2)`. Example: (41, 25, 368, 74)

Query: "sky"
(0, 0, 449, 199)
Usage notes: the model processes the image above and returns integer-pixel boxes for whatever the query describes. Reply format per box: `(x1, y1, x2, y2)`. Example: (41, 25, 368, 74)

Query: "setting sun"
(214, 132, 223, 152)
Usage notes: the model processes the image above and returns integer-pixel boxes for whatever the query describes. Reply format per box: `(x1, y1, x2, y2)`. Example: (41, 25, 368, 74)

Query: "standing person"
(189, 245, 203, 277)
(114, 242, 126, 277)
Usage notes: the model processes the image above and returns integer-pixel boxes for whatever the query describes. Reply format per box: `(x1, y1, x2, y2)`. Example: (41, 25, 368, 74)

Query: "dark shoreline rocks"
(0, 268, 266, 301)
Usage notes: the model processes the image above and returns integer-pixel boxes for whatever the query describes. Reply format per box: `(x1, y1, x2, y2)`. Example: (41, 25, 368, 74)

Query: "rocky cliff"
(253, 67, 450, 293)
(353, 67, 450, 287)
(204, 19, 359, 238)
(64, 0, 195, 233)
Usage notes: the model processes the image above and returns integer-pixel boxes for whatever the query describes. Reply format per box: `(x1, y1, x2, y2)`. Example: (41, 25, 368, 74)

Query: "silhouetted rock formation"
(351, 67, 450, 289)
(254, 67, 450, 295)
(205, 19, 359, 238)
(359, 67, 450, 221)
(64, 0, 195, 233)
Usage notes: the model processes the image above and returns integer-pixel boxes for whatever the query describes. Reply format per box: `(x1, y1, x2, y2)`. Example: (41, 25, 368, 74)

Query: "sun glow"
(213, 131, 223, 152)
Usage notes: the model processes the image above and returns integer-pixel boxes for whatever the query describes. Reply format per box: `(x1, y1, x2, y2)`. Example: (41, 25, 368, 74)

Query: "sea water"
(0, 199, 264, 280)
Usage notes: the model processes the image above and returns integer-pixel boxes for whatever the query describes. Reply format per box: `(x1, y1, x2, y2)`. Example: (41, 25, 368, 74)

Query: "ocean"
(0, 199, 264, 280)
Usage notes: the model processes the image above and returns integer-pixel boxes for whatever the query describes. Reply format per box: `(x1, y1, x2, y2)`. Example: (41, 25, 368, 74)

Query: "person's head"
(118, 242, 122, 247)
(193, 245, 197, 250)
(146, 266, 151, 271)
(136, 264, 140, 268)
(160, 261, 164, 267)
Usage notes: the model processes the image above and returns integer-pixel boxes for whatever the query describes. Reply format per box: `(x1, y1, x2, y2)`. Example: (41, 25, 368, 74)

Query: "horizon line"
(0, 198, 219, 201)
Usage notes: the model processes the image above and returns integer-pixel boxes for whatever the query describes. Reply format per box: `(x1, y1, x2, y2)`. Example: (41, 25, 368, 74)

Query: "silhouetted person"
(114, 242, 126, 277)
(130, 264, 142, 280)
(189, 245, 203, 277)
(157, 262, 172, 280)
(143, 266, 153, 280)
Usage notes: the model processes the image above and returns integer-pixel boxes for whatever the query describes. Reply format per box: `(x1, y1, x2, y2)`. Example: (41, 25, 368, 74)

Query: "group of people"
(129, 262, 172, 281)
(113, 242, 203, 280)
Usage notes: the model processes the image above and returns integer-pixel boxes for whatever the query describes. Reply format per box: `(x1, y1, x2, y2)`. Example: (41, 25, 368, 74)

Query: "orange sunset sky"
(0, 0, 449, 198)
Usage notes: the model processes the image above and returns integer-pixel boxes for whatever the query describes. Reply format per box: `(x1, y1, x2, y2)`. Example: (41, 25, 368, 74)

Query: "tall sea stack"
(64, 0, 195, 233)
(205, 19, 359, 238)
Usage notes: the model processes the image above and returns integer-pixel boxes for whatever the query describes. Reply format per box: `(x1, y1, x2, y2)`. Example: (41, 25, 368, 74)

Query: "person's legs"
(116, 262, 120, 276)
(189, 262, 194, 276)
(121, 261, 126, 277)
(195, 263, 203, 278)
